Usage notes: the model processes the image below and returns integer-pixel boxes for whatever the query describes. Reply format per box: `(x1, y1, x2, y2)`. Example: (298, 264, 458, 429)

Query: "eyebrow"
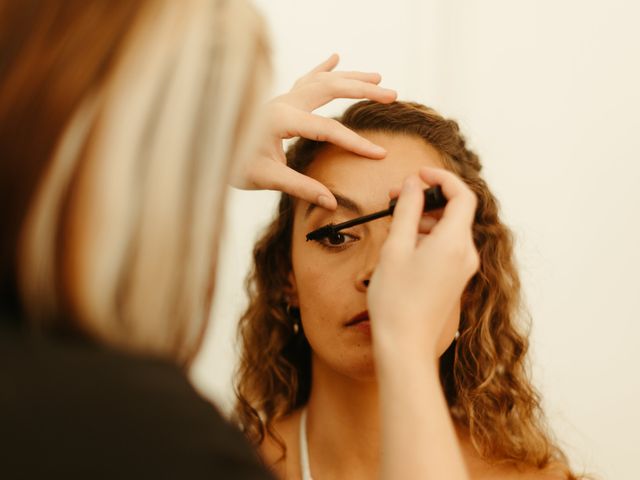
(304, 191, 363, 219)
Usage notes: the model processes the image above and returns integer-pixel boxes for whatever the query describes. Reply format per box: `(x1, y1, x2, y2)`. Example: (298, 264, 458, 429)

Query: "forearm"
(376, 348, 469, 480)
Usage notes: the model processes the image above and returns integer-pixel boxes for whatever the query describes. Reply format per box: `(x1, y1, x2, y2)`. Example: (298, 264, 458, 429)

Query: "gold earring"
(286, 304, 300, 335)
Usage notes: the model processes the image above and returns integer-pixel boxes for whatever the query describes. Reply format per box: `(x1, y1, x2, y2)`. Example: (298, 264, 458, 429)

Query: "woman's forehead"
(305, 133, 443, 207)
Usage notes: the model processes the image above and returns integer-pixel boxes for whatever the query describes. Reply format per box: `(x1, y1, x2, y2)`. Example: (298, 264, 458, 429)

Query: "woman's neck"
(300, 357, 499, 480)
(304, 355, 381, 479)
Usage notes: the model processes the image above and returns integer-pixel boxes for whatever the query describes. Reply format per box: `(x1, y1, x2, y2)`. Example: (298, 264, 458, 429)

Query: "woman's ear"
(284, 271, 299, 307)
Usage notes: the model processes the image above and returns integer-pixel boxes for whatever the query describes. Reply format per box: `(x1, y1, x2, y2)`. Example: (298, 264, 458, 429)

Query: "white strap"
(299, 408, 313, 480)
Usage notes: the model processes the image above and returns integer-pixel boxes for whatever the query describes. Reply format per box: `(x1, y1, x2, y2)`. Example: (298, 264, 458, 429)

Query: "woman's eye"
(318, 231, 359, 248)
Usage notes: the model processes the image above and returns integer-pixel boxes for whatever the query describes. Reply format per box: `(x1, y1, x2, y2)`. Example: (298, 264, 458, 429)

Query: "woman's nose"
(356, 272, 371, 292)
(355, 223, 389, 292)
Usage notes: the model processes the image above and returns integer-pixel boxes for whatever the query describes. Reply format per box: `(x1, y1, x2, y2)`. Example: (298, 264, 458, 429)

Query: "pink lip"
(346, 310, 369, 327)
(353, 320, 371, 334)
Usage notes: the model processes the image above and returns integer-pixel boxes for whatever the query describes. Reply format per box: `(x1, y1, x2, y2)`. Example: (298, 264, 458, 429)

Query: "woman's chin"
(313, 350, 378, 383)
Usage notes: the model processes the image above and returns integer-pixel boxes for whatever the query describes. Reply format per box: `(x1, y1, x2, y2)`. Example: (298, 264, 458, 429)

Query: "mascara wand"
(306, 186, 447, 242)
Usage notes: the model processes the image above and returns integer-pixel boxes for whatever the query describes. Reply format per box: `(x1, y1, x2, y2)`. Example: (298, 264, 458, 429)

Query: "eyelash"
(312, 231, 360, 251)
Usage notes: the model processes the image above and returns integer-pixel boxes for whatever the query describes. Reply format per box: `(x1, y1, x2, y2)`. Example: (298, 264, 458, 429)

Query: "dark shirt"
(0, 312, 273, 479)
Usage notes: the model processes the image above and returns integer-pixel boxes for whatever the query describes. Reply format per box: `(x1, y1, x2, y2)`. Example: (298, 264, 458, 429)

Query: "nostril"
(363, 279, 370, 288)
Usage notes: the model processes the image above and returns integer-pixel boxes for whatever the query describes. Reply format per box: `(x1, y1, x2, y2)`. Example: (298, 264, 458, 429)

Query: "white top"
(299, 408, 313, 480)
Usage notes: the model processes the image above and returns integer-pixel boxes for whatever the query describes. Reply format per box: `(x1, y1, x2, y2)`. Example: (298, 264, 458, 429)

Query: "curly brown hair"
(234, 100, 580, 477)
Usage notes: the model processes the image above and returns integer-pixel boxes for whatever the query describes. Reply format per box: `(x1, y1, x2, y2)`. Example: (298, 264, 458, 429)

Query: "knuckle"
(443, 241, 467, 261)
(352, 81, 369, 97)
(313, 131, 328, 142)
(292, 78, 306, 89)
(325, 78, 342, 96)
(304, 72, 320, 85)
(316, 118, 341, 142)
(310, 117, 336, 142)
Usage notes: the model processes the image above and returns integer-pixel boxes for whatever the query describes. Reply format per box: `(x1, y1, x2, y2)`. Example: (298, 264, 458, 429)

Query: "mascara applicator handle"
(388, 185, 447, 214)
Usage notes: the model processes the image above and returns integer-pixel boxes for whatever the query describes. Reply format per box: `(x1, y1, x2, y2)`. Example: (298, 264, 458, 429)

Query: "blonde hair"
(1, 0, 270, 366)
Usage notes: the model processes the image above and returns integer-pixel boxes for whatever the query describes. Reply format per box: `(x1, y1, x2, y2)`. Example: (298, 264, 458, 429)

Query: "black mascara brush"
(306, 186, 447, 242)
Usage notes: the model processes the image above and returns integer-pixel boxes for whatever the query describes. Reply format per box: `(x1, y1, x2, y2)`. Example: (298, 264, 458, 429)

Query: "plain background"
(192, 1, 640, 478)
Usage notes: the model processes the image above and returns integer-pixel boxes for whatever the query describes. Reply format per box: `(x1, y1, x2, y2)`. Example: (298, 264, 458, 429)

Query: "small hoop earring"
(286, 304, 300, 335)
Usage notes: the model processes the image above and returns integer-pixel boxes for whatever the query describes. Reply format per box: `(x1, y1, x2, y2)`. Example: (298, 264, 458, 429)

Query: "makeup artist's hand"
(367, 167, 479, 360)
(230, 54, 397, 210)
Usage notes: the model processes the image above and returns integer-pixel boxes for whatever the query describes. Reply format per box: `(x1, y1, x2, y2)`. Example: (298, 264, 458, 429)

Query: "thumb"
(385, 175, 424, 251)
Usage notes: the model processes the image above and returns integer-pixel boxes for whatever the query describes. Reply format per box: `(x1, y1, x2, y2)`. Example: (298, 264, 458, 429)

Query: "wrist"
(373, 336, 439, 379)
(375, 349, 446, 416)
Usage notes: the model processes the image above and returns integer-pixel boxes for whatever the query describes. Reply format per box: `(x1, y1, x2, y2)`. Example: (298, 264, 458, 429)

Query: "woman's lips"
(346, 310, 369, 327)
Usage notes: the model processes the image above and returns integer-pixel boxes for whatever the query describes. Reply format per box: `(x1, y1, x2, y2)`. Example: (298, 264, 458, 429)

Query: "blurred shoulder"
(0, 325, 272, 478)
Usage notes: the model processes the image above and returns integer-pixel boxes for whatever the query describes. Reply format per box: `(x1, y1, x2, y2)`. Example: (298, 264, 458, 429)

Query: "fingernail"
(371, 144, 386, 155)
(317, 194, 334, 210)
(403, 176, 418, 190)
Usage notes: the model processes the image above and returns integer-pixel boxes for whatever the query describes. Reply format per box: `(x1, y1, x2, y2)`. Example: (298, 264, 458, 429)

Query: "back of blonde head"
(0, 0, 270, 366)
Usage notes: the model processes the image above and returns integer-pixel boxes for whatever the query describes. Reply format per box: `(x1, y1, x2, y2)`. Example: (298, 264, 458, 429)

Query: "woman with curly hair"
(235, 100, 583, 479)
